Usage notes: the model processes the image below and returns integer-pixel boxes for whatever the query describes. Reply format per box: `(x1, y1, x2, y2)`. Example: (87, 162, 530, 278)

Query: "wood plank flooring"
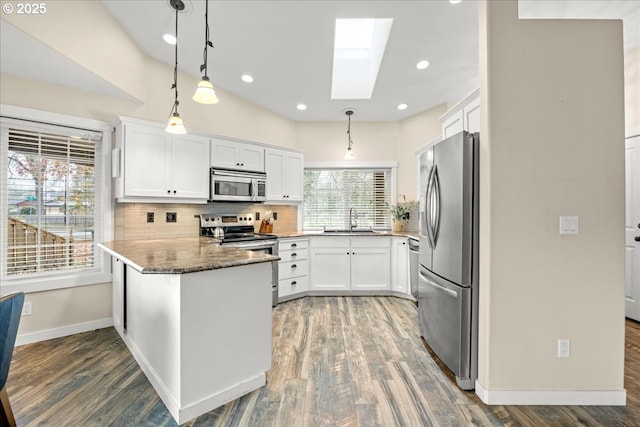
(6, 296, 640, 426)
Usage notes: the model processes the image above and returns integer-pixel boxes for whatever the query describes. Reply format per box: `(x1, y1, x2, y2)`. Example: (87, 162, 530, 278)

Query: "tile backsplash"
(114, 202, 298, 240)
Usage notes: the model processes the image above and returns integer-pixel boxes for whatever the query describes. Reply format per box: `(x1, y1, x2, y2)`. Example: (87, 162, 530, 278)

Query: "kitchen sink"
(322, 228, 380, 235)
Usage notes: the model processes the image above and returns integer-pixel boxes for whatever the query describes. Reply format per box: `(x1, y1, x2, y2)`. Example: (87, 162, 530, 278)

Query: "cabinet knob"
(291, 281, 297, 285)
(173, 190, 176, 194)
(167, 190, 171, 194)
(402, 242, 406, 245)
(291, 253, 297, 257)
(291, 264, 297, 269)
(291, 243, 297, 248)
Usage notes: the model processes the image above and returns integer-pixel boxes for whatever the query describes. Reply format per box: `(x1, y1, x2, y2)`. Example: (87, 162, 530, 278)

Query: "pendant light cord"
(347, 112, 353, 149)
(200, 0, 213, 78)
(170, 1, 180, 117)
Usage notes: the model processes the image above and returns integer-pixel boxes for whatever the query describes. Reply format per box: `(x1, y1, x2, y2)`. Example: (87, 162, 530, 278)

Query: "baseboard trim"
(475, 380, 627, 406)
(16, 318, 113, 346)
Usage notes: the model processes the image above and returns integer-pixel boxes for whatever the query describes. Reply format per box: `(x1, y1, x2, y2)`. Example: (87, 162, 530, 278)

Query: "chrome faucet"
(349, 208, 358, 231)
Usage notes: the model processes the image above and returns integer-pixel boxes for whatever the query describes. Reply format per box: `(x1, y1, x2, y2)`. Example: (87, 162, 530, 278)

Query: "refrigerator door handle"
(425, 167, 436, 249)
(432, 165, 441, 247)
(421, 270, 458, 298)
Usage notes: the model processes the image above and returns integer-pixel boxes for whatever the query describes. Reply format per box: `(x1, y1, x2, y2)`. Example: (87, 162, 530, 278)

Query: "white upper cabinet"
(440, 88, 480, 138)
(114, 119, 210, 203)
(265, 148, 304, 203)
(210, 138, 264, 172)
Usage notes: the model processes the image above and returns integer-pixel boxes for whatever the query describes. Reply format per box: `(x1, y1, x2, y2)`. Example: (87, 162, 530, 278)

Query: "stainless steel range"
(199, 214, 279, 306)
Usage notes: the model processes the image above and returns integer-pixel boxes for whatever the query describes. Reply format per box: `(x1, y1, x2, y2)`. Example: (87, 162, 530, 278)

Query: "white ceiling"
(1, 1, 638, 122)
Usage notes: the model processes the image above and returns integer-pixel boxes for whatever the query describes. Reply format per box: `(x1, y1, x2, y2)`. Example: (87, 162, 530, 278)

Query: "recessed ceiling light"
(416, 60, 430, 70)
(241, 74, 254, 83)
(397, 104, 408, 111)
(296, 104, 307, 111)
(450, 0, 463, 4)
(163, 34, 176, 45)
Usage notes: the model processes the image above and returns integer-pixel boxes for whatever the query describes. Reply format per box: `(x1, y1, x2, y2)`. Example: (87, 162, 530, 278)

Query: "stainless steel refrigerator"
(418, 130, 479, 390)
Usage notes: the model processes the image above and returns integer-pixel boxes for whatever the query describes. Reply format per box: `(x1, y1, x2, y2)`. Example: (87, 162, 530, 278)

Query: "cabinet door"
(463, 97, 480, 133)
(310, 248, 350, 290)
(210, 138, 239, 169)
(170, 133, 210, 199)
(265, 149, 285, 200)
(391, 238, 409, 294)
(442, 111, 464, 139)
(123, 123, 171, 197)
(351, 248, 390, 290)
(284, 152, 304, 201)
(239, 143, 265, 171)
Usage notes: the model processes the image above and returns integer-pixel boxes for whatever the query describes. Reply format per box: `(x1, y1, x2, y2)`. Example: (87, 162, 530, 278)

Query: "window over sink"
(303, 166, 393, 230)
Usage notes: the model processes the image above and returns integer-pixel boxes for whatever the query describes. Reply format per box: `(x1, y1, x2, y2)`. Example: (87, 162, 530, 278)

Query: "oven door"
(222, 240, 279, 306)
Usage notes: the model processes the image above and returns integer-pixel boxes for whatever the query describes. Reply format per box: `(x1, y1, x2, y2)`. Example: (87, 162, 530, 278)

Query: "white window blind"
(4, 120, 102, 277)
(303, 168, 391, 230)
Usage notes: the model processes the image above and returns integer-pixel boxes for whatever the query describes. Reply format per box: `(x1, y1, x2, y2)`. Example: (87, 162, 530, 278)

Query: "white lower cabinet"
(391, 237, 409, 294)
(278, 238, 309, 300)
(310, 236, 390, 291)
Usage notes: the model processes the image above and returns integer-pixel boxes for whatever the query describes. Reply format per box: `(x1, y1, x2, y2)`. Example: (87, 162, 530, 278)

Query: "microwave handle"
(250, 179, 257, 202)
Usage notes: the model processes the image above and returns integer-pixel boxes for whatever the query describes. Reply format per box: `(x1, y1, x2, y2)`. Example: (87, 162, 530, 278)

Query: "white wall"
(625, 45, 640, 134)
(477, 0, 625, 402)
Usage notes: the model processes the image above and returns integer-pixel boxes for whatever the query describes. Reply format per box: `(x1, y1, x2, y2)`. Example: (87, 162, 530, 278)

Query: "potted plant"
(389, 198, 417, 232)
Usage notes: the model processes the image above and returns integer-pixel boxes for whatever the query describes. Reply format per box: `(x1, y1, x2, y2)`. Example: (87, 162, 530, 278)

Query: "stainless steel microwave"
(210, 168, 266, 202)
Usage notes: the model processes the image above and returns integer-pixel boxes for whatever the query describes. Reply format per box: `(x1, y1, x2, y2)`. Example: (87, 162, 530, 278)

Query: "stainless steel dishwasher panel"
(408, 238, 419, 298)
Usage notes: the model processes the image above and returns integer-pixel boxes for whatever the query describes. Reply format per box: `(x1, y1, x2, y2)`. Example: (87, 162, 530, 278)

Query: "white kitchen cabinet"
(278, 238, 309, 300)
(310, 237, 351, 290)
(265, 148, 304, 202)
(440, 89, 480, 138)
(350, 237, 390, 291)
(391, 237, 409, 294)
(114, 119, 210, 202)
(210, 138, 264, 172)
(310, 236, 390, 291)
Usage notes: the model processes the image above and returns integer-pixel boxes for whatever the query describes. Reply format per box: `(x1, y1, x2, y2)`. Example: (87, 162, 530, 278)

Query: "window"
(303, 167, 392, 230)
(1, 110, 111, 292)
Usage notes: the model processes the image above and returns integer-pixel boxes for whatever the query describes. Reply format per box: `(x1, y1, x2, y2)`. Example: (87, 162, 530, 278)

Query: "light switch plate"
(559, 216, 579, 235)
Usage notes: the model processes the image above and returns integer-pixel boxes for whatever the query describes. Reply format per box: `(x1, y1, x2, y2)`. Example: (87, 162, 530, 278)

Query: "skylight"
(331, 18, 393, 100)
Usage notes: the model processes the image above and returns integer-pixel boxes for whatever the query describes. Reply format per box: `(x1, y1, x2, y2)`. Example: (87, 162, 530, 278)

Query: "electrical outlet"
(166, 212, 177, 223)
(22, 301, 32, 316)
(273, 212, 278, 221)
(146, 212, 154, 223)
(557, 339, 570, 358)
(255, 212, 260, 221)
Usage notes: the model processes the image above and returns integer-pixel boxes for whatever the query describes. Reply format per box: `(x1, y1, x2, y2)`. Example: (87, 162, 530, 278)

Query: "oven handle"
(223, 241, 276, 251)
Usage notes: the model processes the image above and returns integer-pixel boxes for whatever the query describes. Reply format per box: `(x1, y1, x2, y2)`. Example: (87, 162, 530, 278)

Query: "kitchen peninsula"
(98, 237, 279, 424)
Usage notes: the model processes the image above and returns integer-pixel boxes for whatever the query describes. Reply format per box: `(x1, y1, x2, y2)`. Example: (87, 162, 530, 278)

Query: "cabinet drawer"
(279, 259, 308, 280)
(279, 248, 308, 262)
(279, 276, 309, 297)
(278, 239, 309, 251)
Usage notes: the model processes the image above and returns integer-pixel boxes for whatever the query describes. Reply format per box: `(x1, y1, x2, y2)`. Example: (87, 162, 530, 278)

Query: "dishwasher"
(408, 237, 419, 298)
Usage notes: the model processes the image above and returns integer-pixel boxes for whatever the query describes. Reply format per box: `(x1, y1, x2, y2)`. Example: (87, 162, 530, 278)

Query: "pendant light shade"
(193, 76, 219, 104)
(193, 0, 219, 104)
(344, 110, 356, 160)
(166, 112, 187, 134)
(166, 0, 187, 134)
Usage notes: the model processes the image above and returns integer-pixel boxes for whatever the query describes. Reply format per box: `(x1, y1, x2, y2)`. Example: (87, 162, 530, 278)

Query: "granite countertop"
(98, 237, 280, 274)
(277, 230, 419, 239)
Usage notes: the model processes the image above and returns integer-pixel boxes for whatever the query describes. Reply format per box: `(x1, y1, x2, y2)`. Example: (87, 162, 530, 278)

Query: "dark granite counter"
(276, 230, 419, 239)
(98, 237, 280, 274)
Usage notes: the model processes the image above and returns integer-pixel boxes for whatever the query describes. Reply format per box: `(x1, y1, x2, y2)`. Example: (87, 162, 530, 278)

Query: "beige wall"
(478, 0, 625, 394)
(16, 284, 112, 338)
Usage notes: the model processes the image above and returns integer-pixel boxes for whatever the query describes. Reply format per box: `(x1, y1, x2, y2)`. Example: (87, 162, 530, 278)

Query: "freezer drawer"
(418, 267, 471, 386)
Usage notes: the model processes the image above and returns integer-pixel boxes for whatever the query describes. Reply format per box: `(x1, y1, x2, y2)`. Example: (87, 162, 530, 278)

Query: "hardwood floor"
(6, 296, 640, 426)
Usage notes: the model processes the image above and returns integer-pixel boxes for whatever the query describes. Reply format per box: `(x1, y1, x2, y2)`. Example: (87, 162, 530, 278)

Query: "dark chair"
(0, 292, 24, 427)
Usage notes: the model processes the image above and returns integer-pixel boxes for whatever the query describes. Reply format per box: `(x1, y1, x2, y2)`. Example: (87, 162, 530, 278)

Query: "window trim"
(1, 104, 113, 294)
(301, 161, 398, 231)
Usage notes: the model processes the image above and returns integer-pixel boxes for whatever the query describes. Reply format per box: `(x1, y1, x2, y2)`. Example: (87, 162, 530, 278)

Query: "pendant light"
(166, 0, 187, 134)
(344, 110, 355, 160)
(192, 0, 219, 104)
